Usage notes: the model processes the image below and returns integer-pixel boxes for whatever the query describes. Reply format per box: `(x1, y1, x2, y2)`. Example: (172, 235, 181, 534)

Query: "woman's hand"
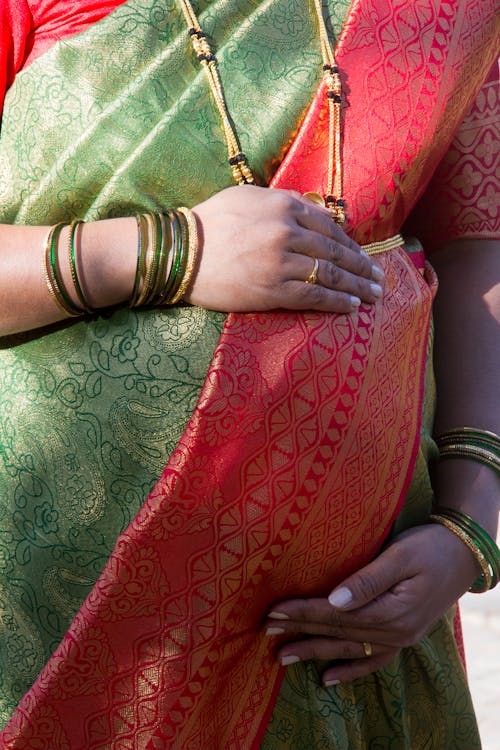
(264, 523, 480, 685)
(185, 185, 384, 313)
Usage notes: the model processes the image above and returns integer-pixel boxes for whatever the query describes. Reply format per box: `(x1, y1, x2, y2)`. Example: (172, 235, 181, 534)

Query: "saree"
(0, 0, 498, 747)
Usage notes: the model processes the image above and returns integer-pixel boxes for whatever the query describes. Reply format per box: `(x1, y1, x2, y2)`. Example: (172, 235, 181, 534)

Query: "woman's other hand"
(185, 185, 384, 313)
(263, 523, 480, 684)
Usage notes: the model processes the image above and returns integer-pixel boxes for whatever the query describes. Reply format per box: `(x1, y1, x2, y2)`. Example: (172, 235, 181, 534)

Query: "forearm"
(431, 238, 499, 542)
(0, 218, 137, 336)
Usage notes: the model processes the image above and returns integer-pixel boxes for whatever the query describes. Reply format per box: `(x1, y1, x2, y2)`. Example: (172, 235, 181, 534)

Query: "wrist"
(433, 460, 500, 543)
(77, 217, 137, 308)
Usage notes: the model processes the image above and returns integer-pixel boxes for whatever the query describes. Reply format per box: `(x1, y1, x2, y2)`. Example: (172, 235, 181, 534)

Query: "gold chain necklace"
(177, 0, 346, 224)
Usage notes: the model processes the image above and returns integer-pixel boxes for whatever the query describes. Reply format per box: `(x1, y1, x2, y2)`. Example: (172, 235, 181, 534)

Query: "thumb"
(328, 548, 405, 610)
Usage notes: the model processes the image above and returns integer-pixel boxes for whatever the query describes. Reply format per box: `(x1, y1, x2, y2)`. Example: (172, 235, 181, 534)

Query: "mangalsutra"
(177, 0, 346, 224)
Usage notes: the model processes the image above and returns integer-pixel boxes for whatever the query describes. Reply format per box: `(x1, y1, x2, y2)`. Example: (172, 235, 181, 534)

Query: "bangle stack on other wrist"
(432, 428, 500, 593)
(430, 507, 500, 593)
(436, 427, 500, 476)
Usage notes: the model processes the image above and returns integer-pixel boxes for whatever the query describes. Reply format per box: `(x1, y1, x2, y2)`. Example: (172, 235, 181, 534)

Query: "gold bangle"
(361, 233, 404, 256)
(67, 220, 93, 313)
(43, 223, 83, 317)
(130, 213, 149, 307)
(430, 514, 492, 592)
(169, 206, 199, 304)
(135, 212, 159, 307)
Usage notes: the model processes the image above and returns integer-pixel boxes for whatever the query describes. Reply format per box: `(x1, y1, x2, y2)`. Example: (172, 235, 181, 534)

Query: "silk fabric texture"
(0, 0, 498, 747)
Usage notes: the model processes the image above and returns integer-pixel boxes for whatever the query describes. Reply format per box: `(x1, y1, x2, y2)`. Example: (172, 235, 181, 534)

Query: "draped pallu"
(0, 0, 498, 748)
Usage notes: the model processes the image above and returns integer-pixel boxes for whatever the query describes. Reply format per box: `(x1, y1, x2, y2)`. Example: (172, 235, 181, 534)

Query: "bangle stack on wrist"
(430, 507, 500, 593)
(129, 208, 199, 307)
(436, 427, 500, 476)
(44, 208, 200, 316)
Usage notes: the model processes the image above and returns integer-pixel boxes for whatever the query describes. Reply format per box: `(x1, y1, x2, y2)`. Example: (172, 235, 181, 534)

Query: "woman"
(0, 0, 498, 747)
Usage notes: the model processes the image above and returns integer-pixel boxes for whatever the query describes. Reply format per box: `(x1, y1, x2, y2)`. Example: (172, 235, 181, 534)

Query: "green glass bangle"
(437, 427, 500, 453)
(161, 210, 186, 304)
(437, 443, 500, 476)
(68, 220, 93, 312)
(46, 223, 83, 316)
(148, 211, 168, 305)
(151, 211, 172, 305)
(436, 429, 500, 474)
(130, 213, 148, 307)
(157, 210, 180, 303)
(438, 507, 499, 588)
(168, 209, 190, 305)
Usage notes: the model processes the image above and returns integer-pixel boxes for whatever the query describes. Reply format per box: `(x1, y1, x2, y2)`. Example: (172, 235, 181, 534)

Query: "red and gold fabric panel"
(408, 61, 500, 252)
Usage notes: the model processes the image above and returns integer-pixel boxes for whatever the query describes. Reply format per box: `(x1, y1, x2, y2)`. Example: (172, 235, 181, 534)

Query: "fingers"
(321, 646, 400, 685)
(269, 188, 384, 285)
(263, 597, 392, 642)
(293, 226, 384, 284)
(287, 254, 383, 306)
(294, 196, 362, 255)
(327, 543, 411, 612)
(269, 632, 399, 685)
(277, 636, 377, 665)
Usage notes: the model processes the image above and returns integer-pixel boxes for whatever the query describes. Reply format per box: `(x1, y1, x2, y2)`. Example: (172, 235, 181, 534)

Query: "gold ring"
(305, 257, 319, 285)
(362, 641, 372, 658)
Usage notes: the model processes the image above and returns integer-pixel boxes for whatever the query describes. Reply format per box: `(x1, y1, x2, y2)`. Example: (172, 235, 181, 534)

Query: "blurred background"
(460, 585, 500, 749)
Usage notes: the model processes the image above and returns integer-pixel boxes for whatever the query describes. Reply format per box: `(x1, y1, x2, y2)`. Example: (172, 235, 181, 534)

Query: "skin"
(0, 186, 383, 337)
(1, 187, 497, 687)
(264, 239, 500, 686)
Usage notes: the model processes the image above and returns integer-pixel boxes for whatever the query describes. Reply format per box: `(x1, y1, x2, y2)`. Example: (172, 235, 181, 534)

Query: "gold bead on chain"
(177, 0, 255, 185)
(177, 0, 345, 223)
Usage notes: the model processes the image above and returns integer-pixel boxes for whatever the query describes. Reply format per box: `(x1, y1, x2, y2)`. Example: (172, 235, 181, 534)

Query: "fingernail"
(350, 296, 361, 307)
(268, 611, 289, 620)
(328, 586, 352, 608)
(324, 679, 341, 687)
(371, 265, 384, 282)
(280, 654, 300, 666)
(266, 627, 285, 636)
(370, 283, 383, 299)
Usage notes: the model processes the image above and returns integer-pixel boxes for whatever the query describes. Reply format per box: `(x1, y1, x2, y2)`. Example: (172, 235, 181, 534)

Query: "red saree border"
(1, 252, 435, 750)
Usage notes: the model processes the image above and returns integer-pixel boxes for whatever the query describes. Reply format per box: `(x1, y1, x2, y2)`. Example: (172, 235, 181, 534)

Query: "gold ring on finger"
(362, 641, 372, 658)
(305, 257, 319, 285)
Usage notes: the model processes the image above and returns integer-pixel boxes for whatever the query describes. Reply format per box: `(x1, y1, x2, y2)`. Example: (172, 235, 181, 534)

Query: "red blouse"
(0, 0, 125, 112)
